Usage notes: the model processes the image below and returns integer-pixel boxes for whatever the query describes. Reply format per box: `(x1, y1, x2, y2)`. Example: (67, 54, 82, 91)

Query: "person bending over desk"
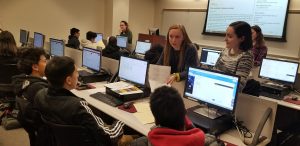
(102, 36, 121, 60)
(34, 56, 126, 146)
(12, 48, 48, 146)
(119, 20, 132, 44)
(66, 28, 80, 49)
(214, 21, 253, 91)
(81, 31, 105, 50)
(251, 25, 268, 67)
(157, 24, 199, 84)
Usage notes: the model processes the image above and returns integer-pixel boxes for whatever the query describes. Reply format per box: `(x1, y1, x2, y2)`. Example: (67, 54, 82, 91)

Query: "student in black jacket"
(102, 36, 121, 60)
(144, 43, 164, 64)
(12, 48, 48, 146)
(66, 28, 80, 49)
(34, 56, 125, 146)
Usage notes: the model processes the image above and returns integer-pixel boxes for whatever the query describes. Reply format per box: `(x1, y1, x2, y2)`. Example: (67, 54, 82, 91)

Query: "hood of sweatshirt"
(148, 127, 205, 146)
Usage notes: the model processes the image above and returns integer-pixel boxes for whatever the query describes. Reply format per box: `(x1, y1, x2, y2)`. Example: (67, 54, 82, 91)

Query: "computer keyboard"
(90, 92, 123, 107)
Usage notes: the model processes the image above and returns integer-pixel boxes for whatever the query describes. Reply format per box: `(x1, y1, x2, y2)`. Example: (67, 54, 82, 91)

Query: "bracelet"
(173, 73, 180, 82)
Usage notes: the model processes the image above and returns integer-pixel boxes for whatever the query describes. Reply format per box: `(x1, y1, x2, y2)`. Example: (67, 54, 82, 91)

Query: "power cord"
(233, 116, 252, 144)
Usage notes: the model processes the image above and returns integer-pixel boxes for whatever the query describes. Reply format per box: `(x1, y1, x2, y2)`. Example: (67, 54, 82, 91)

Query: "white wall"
(112, 0, 130, 36)
(154, 0, 300, 59)
(0, 0, 105, 46)
(129, 0, 155, 45)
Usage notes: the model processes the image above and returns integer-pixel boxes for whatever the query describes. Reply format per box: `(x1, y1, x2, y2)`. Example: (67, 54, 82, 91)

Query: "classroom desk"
(72, 80, 299, 145)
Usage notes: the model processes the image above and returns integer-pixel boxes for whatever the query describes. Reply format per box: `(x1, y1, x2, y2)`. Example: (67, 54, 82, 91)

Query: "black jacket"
(34, 87, 125, 146)
(67, 35, 80, 49)
(12, 74, 48, 131)
(102, 45, 121, 60)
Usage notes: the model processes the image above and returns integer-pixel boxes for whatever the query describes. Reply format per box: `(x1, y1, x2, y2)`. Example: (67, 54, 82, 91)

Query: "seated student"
(214, 21, 253, 91)
(131, 86, 222, 146)
(66, 28, 81, 49)
(81, 31, 105, 50)
(34, 56, 125, 146)
(157, 24, 199, 84)
(251, 25, 267, 66)
(102, 36, 121, 60)
(12, 48, 48, 146)
(144, 43, 163, 64)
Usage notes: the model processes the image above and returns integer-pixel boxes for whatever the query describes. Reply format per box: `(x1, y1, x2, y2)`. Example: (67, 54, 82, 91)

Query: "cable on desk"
(233, 116, 252, 143)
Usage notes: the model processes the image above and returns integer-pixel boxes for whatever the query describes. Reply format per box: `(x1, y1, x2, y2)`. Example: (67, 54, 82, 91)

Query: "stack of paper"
(133, 102, 155, 124)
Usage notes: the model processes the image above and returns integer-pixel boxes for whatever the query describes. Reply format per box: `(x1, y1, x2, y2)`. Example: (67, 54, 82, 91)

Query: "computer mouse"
(123, 102, 133, 109)
(291, 96, 298, 101)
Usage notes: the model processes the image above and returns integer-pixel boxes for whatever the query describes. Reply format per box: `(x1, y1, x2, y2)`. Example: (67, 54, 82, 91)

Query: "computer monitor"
(118, 56, 149, 85)
(95, 33, 103, 43)
(149, 28, 159, 35)
(184, 67, 240, 119)
(135, 41, 152, 55)
(116, 35, 128, 48)
(82, 47, 101, 72)
(50, 38, 64, 57)
(200, 48, 221, 66)
(33, 32, 45, 48)
(259, 58, 299, 85)
(20, 29, 29, 45)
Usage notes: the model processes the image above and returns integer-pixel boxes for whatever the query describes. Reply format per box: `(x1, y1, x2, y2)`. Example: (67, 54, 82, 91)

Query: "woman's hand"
(166, 73, 178, 84)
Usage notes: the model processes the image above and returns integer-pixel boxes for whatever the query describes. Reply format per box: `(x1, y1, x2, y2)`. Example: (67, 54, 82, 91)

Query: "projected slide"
(204, 0, 289, 39)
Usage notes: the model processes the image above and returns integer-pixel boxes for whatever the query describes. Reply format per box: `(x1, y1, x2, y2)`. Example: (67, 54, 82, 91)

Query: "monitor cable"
(233, 115, 252, 144)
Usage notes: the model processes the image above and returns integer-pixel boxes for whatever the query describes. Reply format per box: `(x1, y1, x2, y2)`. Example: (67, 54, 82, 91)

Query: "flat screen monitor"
(95, 33, 103, 43)
(135, 41, 152, 55)
(82, 47, 101, 72)
(50, 38, 64, 57)
(118, 56, 148, 85)
(259, 58, 299, 84)
(20, 29, 29, 44)
(184, 67, 240, 118)
(203, 0, 290, 41)
(116, 35, 128, 48)
(149, 28, 159, 35)
(33, 32, 45, 48)
(200, 48, 221, 66)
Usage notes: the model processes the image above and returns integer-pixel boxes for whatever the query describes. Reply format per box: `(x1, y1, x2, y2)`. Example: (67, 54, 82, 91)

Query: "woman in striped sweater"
(214, 21, 254, 91)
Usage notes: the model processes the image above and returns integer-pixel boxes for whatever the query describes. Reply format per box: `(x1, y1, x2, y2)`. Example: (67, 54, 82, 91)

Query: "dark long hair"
(251, 25, 265, 48)
(229, 21, 253, 51)
(0, 31, 17, 56)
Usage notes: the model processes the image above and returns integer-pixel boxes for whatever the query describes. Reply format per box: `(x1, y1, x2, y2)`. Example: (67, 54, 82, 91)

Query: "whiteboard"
(162, 10, 300, 59)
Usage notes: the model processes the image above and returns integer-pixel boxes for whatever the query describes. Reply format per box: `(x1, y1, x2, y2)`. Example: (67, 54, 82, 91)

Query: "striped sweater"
(214, 48, 253, 91)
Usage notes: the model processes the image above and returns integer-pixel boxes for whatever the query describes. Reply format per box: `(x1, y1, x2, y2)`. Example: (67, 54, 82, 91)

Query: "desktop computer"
(184, 67, 240, 135)
(79, 47, 110, 83)
(258, 58, 299, 99)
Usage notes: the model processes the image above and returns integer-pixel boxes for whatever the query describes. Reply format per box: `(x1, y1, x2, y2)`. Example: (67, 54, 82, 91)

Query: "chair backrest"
(0, 63, 19, 84)
(41, 116, 98, 146)
(235, 93, 277, 145)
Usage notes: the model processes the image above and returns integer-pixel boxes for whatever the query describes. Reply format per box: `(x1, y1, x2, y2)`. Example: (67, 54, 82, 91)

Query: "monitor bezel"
(33, 32, 45, 48)
(20, 29, 29, 44)
(200, 47, 222, 66)
(82, 47, 102, 72)
(49, 38, 65, 57)
(183, 66, 240, 114)
(134, 40, 152, 55)
(118, 56, 149, 86)
(116, 35, 128, 48)
(258, 57, 299, 85)
(95, 33, 103, 43)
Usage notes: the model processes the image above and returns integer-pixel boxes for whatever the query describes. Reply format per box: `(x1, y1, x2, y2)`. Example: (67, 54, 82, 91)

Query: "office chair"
(41, 116, 100, 146)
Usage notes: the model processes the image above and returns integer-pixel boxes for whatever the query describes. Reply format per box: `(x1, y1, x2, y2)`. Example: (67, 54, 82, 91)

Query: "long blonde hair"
(163, 24, 192, 71)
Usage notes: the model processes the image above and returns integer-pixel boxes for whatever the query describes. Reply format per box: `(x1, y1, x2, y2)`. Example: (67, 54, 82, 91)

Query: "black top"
(157, 44, 199, 80)
(102, 44, 121, 60)
(66, 35, 80, 49)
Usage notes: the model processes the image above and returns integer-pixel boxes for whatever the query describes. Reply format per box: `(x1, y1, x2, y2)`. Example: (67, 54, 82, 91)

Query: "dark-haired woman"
(214, 21, 254, 91)
(251, 25, 268, 66)
(119, 21, 133, 44)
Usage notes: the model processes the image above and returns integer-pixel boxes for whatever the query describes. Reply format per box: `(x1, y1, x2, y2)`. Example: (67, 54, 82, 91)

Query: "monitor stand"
(193, 106, 223, 119)
(187, 105, 233, 135)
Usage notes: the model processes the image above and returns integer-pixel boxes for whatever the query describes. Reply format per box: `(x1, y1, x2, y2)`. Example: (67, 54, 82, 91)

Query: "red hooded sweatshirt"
(148, 116, 205, 146)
